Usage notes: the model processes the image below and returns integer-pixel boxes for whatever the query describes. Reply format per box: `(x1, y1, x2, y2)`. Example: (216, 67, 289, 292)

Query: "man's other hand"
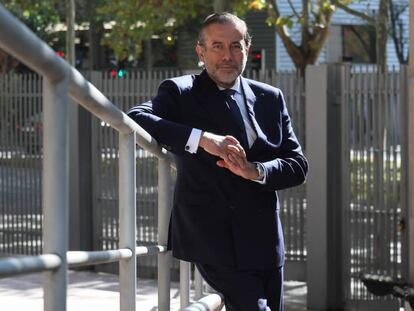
(199, 131, 258, 180)
(216, 144, 258, 180)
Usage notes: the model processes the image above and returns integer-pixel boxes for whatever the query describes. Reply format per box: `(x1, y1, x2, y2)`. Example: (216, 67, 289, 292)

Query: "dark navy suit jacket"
(127, 70, 308, 270)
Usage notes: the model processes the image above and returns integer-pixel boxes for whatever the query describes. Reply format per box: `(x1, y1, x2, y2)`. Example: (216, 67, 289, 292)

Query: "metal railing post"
(180, 260, 191, 308)
(42, 76, 69, 311)
(194, 266, 203, 300)
(119, 131, 137, 311)
(158, 158, 173, 311)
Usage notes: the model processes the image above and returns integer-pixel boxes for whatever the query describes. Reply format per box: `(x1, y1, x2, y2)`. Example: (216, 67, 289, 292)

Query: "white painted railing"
(0, 4, 223, 311)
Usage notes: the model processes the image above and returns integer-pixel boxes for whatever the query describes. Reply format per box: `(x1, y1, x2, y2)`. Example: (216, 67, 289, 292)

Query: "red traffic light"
(252, 52, 262, 60)
(56, 50, 65, 58)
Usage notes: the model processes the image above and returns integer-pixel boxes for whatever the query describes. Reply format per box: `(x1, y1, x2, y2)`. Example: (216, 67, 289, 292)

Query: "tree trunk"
(66, 0, 76, 66)
(87, 0, 105, 70)
(144, 39, 153, 71)
(376, 0, 389, 73)
(213, 0, 231, 13)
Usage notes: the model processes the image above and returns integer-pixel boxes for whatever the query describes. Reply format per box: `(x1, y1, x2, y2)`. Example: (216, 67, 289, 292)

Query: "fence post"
(119, 131, 137, 311)
(306, 64, 345, 310)
(43, 75, 69, 311)
(194, 266, 203, 300)
(408, 2, 414, 286)
(306, 64, 328, 310)
(158, 158, 173, 311)
(180, 260, 191, 308)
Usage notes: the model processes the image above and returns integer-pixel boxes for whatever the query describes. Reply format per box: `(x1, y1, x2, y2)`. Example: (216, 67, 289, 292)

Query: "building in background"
(245, 0, 409, 71)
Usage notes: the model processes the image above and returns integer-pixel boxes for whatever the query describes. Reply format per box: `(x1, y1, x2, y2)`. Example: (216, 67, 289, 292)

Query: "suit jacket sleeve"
(261, 90, 308, 191)
(127, 79, 192, 154)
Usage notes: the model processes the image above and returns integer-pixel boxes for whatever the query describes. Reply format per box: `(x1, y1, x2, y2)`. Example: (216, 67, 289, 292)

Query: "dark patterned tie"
(221, 89, 249, 148)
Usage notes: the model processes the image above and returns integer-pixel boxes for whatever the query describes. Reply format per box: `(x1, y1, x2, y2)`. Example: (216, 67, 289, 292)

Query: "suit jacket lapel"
(240, 77, 266, 140)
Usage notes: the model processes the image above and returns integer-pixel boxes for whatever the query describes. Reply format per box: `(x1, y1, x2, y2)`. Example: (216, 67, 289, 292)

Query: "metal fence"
(341, 65, 407, 306)
(0, 65, 409, 308)
(0, 73, 43, 255)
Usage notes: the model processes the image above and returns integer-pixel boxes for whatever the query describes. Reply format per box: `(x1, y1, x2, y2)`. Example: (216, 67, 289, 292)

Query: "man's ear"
(195, 44, 204, 62)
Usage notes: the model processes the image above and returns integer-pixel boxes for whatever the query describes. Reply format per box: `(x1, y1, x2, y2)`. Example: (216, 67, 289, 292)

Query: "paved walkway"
(0, 270, 309, 310)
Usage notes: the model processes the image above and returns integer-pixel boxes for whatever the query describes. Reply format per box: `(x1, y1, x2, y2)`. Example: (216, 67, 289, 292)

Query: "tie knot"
(222, 89, 236, 98)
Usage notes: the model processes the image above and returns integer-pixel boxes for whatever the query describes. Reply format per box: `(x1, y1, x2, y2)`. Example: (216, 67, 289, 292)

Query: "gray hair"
(197, 12, 252, 48)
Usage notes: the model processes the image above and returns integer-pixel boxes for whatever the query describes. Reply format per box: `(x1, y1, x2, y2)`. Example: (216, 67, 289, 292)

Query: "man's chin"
(217, 73, 238, 84)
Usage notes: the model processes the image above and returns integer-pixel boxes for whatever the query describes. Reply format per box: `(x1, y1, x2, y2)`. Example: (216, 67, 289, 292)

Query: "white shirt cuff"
(185, 128, 202, 153)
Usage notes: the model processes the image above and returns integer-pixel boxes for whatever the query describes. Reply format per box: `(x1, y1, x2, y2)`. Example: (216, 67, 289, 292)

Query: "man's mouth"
(219, 66, 236, 70)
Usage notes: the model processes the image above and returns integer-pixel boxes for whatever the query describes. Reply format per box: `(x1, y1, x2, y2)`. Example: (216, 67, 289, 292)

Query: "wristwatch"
(255, 162, 265, 180)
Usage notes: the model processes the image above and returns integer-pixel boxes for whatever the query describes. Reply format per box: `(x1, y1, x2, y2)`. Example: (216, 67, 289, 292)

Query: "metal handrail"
(183, 293, 225, 311)
(0, 246, 168, 277)
(0, 3, 167, 311)
(0, 254, 62, 277)
(0, 4, 220, 311)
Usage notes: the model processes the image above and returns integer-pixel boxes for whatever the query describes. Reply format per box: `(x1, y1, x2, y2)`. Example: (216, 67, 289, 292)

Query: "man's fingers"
(224, 135, 240, 144)
(229, 153, 246, 169)
(216, 159, 228, 168)
(226, 144, 241, 153)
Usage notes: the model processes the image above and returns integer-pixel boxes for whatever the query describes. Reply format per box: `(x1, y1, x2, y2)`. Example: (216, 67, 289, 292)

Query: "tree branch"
(331, 0, 376, 24)
(287, 0, 301, 19)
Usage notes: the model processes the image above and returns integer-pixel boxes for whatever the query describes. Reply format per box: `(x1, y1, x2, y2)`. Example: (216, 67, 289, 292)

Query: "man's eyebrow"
(210, 40, 242, 45)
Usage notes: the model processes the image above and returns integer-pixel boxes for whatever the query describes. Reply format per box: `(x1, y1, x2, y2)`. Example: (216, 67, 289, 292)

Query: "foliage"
(97, 0, 209, 60)
(1, 0, 65, 73)
(2, 0, 63, 46)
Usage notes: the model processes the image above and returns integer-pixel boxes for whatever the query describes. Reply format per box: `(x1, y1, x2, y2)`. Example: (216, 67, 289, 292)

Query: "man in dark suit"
(127, 12, 308, 311)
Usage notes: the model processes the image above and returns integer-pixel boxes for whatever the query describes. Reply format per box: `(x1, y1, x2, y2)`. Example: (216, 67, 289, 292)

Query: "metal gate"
(341, 65, 408, 309)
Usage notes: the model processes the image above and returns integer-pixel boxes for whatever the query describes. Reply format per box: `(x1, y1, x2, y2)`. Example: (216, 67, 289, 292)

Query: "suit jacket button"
(229, 205, 235, 210)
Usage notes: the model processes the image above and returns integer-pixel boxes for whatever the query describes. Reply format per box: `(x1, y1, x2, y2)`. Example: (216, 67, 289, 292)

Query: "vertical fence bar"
(42, 75, 69, 311)
(180, 260, 191, 308)
(158, 158, 172, 311)
(119, 131, 137, 311)
(408, 3, 414, 287)
(194, 266, 203, 300)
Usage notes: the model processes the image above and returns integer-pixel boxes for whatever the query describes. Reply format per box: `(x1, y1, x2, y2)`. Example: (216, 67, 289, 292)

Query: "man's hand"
(199, 131, 241, 160)
(216, 145, 259, 180)
(199, 131, 259, 180)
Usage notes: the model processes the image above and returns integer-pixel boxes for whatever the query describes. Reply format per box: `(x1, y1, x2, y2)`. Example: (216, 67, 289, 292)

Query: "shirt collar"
(217, 77, 241, 95)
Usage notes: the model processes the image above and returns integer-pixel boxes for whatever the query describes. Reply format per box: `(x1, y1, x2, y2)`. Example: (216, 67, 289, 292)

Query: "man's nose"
(221, 47, 233, 61)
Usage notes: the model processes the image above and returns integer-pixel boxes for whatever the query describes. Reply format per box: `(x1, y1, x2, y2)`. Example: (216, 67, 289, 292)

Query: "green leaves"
(276, 16, 293, 29)
(98, 0, 205, 60)
(247, 0, 266, 10)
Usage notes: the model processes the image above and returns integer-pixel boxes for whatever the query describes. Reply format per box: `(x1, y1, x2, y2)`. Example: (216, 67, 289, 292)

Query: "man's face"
(196, 22, 249, 89)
